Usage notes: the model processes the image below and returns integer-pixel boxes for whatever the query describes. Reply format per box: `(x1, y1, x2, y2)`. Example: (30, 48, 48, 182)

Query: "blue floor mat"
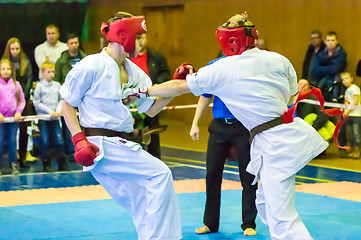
(1, 190, 361, 240)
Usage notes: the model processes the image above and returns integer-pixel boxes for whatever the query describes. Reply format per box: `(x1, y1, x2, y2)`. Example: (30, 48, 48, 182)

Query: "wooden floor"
(159, 119, 361, 173)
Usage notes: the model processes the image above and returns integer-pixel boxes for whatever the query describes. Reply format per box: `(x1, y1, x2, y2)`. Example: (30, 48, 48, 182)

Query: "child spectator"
(0, 59, 26, 175)
(2, 37, 36, 167)
(33, 61, 70, 172)
(338, 72, 361, 158)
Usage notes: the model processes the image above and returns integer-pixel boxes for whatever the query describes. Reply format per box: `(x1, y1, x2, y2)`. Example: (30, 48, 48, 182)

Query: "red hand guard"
(173, 62, 197, 79)
(72, 132, 99, 167)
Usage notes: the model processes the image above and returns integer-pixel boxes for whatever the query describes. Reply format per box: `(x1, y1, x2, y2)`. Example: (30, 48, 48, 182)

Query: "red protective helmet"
(101, 15, 147, 58)
(216, 24, 258, 56)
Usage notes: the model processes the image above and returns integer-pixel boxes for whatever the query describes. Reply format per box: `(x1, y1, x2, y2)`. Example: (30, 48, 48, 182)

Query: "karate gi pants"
(256, 158, 312, 240)
(90, 138, 182, 240)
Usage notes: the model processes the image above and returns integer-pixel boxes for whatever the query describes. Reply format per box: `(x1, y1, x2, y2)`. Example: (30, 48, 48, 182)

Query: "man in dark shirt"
(302, 30, 326, 82)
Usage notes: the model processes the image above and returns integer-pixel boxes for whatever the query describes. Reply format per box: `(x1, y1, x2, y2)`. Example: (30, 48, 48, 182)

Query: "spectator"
(311, 31, 347, 102)
(34, 24, 68, 79)
(54, 33, 87, 85)
(2, 37, 36, 168)
(54, 33, 87, 161)
(338, 72, 361, 158)
(296, 79, 335, 143)
(0, 59, 26, 175)
(131, 33, 170, 159)
(302, 30, 326, 81)
(33, 61, 69, 172)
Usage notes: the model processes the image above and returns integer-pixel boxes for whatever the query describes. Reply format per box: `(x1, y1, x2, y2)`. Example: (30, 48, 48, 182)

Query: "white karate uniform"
(59, 49, 182, 240)
(187, 48, 328, 240)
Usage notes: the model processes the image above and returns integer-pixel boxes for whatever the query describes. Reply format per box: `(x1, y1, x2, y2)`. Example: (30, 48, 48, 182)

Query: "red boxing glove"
(72, 132, 99, 167)
(173, 62, 197, 79)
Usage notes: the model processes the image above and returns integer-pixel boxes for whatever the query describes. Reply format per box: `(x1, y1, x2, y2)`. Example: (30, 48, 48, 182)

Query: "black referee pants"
(203, 118, 257, 232)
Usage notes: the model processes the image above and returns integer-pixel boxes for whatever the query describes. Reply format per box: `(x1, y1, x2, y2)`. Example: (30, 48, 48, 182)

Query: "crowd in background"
(0, 25, 86, 175)
(297, 30, 361, 159)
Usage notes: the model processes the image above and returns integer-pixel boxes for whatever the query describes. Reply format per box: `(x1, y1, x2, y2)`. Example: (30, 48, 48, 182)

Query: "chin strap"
(282, 87, 349, 150)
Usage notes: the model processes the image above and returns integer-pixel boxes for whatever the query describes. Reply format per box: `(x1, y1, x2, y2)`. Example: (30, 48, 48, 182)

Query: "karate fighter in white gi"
(59, 12, 182, 240)
(123, 12, 328, 240)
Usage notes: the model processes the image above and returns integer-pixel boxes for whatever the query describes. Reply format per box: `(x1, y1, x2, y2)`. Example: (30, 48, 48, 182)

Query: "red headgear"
(101, 15, 147, 58)
(216, 25, 258, 56)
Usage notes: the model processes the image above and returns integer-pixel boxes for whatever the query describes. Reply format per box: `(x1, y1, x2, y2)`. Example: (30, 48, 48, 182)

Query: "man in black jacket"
(302, 30, 326, 83)
(131, 34, 170, 159)
(310, 31, 347, 102)
(54, 34, 87, 85)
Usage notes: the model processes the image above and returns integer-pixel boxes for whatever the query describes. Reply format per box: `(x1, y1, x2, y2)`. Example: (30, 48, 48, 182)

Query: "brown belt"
(249, 116, 284, 144)
(82, 127, 143, 144)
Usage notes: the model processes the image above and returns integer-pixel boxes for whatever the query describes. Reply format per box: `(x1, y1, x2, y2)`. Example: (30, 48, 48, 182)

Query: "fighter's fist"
(122, 87, 150, 102)
(173, 62, 197, 79)
(72, 132, 99, 167)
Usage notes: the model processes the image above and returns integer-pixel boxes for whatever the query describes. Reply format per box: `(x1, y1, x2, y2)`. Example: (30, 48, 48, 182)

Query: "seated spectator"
(34, 24, 68, 79)
(33, 61, 70, 172)
(2, 37, 36, 168)
(54, 33, 87, 162)
(338, 72, 361, 158)
(0, 59, 26, 175)
(304, 113, 335, 143)
(310, 31, 347, 102)
(296, 79, 335, 143)
(302, 30, 326, 82)
(296, 79, 319, 119)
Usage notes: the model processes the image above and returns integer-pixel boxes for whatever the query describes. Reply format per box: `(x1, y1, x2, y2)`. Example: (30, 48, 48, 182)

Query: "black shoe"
(58, 155, 71, 172)
(19, 160, 30, 168)
(58, 161, 71, 172)
(42, 159, 54, 172)
(44, 165, 54, 172)
(67, 155, 76, 163)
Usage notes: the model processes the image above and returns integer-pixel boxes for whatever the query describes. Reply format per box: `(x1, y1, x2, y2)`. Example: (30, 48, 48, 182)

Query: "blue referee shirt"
(202, 57, 235, 119)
